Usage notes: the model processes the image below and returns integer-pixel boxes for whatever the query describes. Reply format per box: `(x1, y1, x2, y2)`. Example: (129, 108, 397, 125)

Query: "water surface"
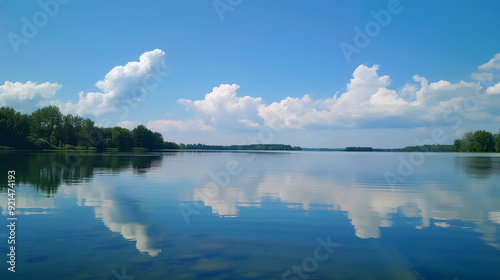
(0, 151, 499, 279)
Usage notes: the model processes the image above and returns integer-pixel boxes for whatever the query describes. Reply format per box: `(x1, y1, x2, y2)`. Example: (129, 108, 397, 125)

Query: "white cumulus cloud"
(478, 53, 500, 71)
(59, 49, 166, 116)
(0, 81, 61, 111)
(178, 84, 262, 128)
(258, 65, 486, 129)
(471, 72, 494, 81)
(486, 82, 500, 95)
(238, 119, 261, 128)
(173, 64, 498, 131)
(116, 120, 140, 130)
(147, 119, 213, 132)
(258, 94, 335, 129)
(5, 50, 499, 134)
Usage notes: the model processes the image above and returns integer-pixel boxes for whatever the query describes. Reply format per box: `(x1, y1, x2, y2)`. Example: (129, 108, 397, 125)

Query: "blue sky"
(1, 0, 500, 148)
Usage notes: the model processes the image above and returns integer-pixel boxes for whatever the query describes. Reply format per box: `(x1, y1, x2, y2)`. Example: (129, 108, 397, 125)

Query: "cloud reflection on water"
(187, 154, 500, 249)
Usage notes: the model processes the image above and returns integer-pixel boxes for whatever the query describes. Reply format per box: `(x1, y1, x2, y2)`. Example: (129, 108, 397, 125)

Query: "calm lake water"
(0, 151, 499, 279)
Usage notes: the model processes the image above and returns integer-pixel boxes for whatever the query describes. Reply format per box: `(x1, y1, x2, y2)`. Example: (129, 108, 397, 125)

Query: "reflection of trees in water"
(0, 152, 162, 194)
(456, 156, 500, 177)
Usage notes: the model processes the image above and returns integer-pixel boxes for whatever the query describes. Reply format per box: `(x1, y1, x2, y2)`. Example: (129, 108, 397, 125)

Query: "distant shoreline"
(2, 148, 498, 154)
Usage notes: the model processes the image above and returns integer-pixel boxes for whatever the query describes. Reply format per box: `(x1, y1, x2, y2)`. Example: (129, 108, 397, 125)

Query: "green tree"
(453, 139, 462, 152)
(460, 132, 474, 152)
(473, 130, 494, 152)
(131, 125, 152, 149)
(61, 114, 85, 146)
(131, 125, 164, 150)
(74, 118, 96, 148)
(30, 105, 63, 146)
(100, 127, 114, 149)
(111, 126, 133, 151)
(87, 127, 106, 152)
(163, 141, 179, 149)
(151, 132, 164, 149)
(493, 130, 500, 152)
(0, 106, 178, 152)
(0, 107, 31, 148)
(82, 118, 95, 134)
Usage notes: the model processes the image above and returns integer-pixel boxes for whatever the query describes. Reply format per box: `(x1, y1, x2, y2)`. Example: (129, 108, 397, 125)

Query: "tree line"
(176, 143, 302, 150)
(453, 130, 500, 152)
(393, 144, 455, 153)
(395, 129, 500, 153)
(0, 106, 302, 152)
(345, 147, 373, 151)
(0, 106, 165, 151)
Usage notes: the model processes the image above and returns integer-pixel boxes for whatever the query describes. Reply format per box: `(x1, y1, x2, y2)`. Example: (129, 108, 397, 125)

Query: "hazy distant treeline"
(175, 143, 302, 151)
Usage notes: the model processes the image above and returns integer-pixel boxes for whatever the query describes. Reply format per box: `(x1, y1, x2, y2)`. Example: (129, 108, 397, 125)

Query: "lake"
(0, 151, 499, 279)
